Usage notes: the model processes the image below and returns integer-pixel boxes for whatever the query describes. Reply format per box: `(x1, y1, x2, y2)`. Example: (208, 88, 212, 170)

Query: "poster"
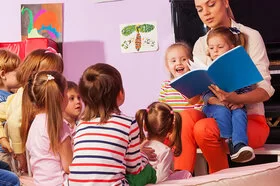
(120, 22, 158, 53)
(21, 3, 63, 43)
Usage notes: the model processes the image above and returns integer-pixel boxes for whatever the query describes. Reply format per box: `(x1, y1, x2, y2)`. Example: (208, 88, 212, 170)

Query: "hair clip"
(46, 74, 55, 81)
(146, 108, 150, 113)
(45, 47, 62, 57)
(170, 110, 174, 115)
(229, 27, 241, 35)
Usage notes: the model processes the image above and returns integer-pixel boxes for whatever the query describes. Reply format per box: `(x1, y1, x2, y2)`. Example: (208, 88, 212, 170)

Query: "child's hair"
(207, 26, 247, 49)
(67, 81, 79, 92)
(0, 49, 21, 86)
(136, 102, 182, 157)
(79, 63, 124, 123)
(23, 71, 67, 154)
(165, 42, 192, 79)
(21, 49, 64, 149)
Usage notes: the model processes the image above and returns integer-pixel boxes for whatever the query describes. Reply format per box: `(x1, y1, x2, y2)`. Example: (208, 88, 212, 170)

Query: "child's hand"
(0, 137, 13, 153)
(141, 146, 157, 161)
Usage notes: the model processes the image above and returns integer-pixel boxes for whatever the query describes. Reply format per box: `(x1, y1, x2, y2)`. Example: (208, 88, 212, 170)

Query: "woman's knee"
(193, 118, 220, 143)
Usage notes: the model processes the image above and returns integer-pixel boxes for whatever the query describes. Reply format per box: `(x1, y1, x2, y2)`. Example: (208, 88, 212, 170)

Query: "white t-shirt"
(144, 140, 173, 183)
(193, 19, 275, 115)
(26, 113, 71, 186)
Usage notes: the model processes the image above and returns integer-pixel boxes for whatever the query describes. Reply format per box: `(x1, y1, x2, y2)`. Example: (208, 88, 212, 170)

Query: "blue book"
(170, 46, 264, 98)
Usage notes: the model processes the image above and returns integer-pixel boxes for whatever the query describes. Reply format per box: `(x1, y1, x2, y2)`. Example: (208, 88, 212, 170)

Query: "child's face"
(208, 36, 234, 60)
(2, 70, 19, 91)
(64, 89, 82, 121)
(166, 46, 190, 78)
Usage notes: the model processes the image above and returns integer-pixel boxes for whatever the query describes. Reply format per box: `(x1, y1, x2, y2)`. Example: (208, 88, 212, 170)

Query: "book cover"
(170, 46, 264, 98)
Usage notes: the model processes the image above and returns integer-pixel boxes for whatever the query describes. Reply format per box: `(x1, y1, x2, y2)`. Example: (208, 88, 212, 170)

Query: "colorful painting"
(120, 22, 158, 53)
(21, 3, 63, 43)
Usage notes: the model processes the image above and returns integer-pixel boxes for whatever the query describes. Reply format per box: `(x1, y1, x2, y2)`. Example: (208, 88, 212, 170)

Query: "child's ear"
(0, 70, 6, 80)
(117, 90, 125, 106)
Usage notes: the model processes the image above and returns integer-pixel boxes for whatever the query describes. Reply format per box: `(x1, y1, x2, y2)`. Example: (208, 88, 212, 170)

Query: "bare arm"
(58, 136, 73, 174)
(188, 95, 201, 105)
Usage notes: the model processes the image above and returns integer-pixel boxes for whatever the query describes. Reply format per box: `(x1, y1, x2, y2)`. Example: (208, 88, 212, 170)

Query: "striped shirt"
(159, 80, 203, 112)
(68, 114, 149, 186)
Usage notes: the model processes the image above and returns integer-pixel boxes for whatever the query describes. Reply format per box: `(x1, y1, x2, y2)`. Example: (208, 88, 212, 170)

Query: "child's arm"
(188, 95, 201, 105)
(58, 136, 73, 174)
(125, 121, 148, 174)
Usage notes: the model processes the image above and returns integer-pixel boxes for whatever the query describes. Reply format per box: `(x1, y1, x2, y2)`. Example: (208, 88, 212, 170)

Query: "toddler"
(202, 26, 254, 163)
(136, 101, 192, 183)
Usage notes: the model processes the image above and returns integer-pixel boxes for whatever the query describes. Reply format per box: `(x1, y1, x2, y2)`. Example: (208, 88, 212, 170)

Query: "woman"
(173, 0, 275, 174)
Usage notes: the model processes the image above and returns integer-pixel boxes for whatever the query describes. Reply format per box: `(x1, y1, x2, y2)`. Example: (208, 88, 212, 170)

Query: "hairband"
(229, 27, 241, 35)
(46, 74, 55, 81)
(45, 47, 62, 57)
(170, 110, 174, 115)
(146, 108, 149, 113)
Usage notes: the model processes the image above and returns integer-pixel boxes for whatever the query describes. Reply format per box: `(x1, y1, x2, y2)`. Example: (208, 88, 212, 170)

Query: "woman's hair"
(165, 42, 192, 79)
(136, 102, 182, 157)
(207, 26, 247, 49)
(16, 48, 64, 87)
(67, 81, 79, 92)
(79, 63, 124, 123)
(0, 49, 21, 86)
(21, 71, 67, 154)
(21, 48, 64, 150)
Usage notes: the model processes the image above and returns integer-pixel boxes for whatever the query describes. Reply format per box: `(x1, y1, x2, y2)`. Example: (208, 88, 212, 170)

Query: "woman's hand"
(14, 153, 27, 173)
(208, 84, 238, 104)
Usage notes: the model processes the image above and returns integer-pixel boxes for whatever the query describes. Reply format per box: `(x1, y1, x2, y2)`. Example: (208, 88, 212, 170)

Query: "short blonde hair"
(0, 49, 21, 86)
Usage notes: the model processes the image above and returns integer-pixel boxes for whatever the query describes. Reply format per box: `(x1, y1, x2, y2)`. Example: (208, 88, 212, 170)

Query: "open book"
(170, 46, 263, 98)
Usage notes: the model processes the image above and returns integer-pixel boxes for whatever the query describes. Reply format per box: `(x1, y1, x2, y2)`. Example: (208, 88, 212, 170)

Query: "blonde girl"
(25, 71, 72, 186)
(136, 102, 191, 183)
(159, 42, 202, 112)
(0, 47, 64, 172)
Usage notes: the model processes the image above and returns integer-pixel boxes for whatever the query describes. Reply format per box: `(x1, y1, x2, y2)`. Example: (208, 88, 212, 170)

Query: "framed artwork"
(21, 3, 63, 43)
(120, 22, 158, 53)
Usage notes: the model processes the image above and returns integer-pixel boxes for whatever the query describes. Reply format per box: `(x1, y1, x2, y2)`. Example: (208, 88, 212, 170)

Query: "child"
(159, 42, 203, 112)
(0, 50, 20, 168)
(63, 81, 82, 136)
(202, 26, 254, 163)
(136, 101, 192, 183)
(69, 63, 156, 186)
(25, 71, 73, 186)
(0, 47, 64, 173)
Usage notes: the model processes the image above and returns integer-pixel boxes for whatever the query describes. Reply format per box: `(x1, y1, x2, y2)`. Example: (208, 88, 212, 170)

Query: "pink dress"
(26, 113, 71, 186)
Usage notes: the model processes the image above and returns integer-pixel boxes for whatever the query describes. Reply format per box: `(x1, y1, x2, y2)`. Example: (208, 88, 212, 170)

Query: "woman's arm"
(58, 136, 73, 174)
(209, 85, 270, 105)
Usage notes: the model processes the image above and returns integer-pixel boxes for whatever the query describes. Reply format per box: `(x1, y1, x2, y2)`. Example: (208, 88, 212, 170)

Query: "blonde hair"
(22, 71, 66, 154)
(207, 26, 247, 49)
(165, 42, 192, 79)
(79, 63, 124, 123)
(136, 102, 182, 157)
(0, 49, 21, 86)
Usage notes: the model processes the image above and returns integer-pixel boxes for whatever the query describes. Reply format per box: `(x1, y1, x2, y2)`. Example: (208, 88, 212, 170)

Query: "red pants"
(174, 109, 269, 173)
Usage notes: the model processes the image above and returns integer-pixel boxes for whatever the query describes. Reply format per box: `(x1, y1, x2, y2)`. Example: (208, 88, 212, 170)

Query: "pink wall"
(0, 0, 174, 115)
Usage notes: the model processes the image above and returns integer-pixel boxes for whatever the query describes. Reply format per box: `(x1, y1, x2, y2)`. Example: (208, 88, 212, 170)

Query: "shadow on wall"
(62, 41, 105, 83)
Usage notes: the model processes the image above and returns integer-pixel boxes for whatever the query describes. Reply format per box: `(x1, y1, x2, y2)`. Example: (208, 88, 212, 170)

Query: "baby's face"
(208, 36, 234, 60)
(64, 89, 82, 120)
(166, 46, 190, 78)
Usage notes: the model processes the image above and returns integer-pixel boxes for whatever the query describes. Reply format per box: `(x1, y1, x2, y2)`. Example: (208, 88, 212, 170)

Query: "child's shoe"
(228, 139, 255, 163)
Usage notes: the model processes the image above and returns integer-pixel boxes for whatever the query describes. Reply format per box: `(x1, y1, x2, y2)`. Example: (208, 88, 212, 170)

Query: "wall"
(0, 0, 174, 115)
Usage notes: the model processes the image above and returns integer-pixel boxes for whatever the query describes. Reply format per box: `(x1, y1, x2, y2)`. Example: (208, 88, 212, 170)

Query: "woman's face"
(194, 0, 231, 29)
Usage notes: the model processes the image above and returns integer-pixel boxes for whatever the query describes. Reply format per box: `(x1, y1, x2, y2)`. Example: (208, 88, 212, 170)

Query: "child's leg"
(231, 108, 248, 146)
(173, 109, 205, 172)
(125, 164, 156, 186)
(202, 104, 232, 138)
